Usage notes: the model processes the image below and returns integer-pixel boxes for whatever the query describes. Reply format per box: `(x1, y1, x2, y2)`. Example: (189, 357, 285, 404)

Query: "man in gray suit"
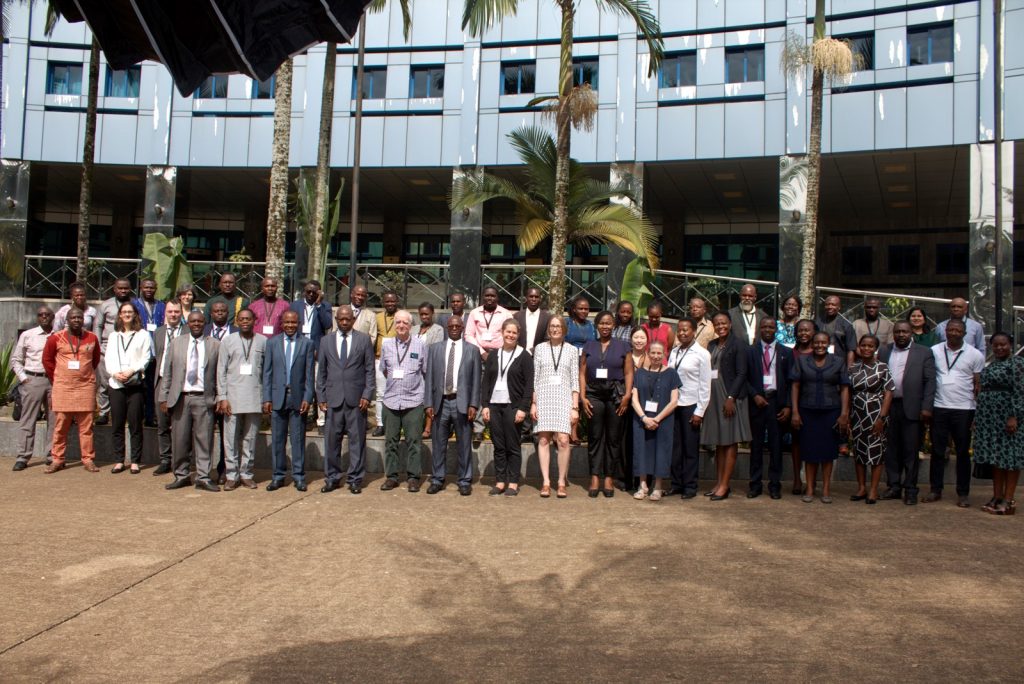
(317, 305, 375, 494)
(159, 310, 221, 492)
(151, 299, 184, 476)
(879, 321, 936, 505)
(728, 283, 770, 347)
(217, 309, 266, 490)
(424, 316, 481, 496)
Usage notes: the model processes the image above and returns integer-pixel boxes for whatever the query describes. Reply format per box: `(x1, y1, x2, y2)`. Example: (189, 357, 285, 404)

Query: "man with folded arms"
(10, 307, 56, 471)
(217, 309, 266, 490)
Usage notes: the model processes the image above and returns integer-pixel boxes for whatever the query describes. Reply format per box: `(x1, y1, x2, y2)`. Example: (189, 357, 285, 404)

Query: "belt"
(183, 391, 205, 396)
(24, 370, 46, 377)
(443, 393, 457, 400)
(764, 390, 777, 398)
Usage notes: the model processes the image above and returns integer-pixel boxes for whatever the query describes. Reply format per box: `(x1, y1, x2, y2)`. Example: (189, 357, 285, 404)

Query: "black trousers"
(748, 392, 784, 492)
(884, 399, 922, 495)
(586, 384, 624, 478)
(110, 384, 145, 464)
(929, 407, 974, 495)
(490, 404, 522, 484)
(670, 404, 701, 494)
(142, 362, 156, 424)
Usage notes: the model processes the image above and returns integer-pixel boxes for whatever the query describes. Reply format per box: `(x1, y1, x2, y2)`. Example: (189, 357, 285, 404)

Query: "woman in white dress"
(531, 317, 580, 498)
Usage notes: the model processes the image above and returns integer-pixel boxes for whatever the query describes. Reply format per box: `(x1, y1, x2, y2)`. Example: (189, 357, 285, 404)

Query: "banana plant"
(141, 233, 192, 300)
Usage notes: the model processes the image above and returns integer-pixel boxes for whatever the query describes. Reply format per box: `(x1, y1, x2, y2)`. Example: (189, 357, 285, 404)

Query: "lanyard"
(549, 343, 565, 374)
(498, 347, 517, 380)
(743, 311, 755, 328)
(304, 304, 315, 324)
(395, 337, 411, 367)
(119, 332, 136, 355)
(944, 346, 964, 372)
(761, 344, 776, 375)
(241, 335, 254, 362)
(866, 319, 879, 336)
(598, 339, 612, 367)
(483, 309, 496, 330)
(673, 344, 693, 371)
(646, 369, 664, 405)
(66, 331, 81, 358)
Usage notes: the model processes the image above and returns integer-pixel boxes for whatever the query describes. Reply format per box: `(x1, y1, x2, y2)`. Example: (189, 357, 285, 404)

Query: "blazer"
(203, 323, 238, 340)
(290, 299, 334, 349)
(879, 342, 937, 419)
(481, 346, 535, 413)
(424, 339, 481, 415)
(513, 309, 551, 350)
(316, 329, 376, 409)
(746, 340, 794, 408)
(262, 333, 316, 410)
(728, 306, 770, 346)
(708, 334, 749, 399)
(159, 334, 220, 409)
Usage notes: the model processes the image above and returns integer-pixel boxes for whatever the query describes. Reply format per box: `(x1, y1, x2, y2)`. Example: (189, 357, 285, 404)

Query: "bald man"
(934, 297, 986, 354)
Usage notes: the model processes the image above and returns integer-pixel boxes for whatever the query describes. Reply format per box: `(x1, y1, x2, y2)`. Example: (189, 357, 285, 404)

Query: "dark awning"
(52, 0, 372, 96)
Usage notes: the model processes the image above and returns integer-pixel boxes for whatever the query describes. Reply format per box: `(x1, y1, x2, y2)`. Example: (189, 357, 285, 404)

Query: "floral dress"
(848, 361, 895, 467)
(973, 357, 1024, 470)
(775, 319, 797, 347)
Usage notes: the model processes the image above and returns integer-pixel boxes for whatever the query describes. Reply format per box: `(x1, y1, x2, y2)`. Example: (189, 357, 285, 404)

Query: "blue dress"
(789, 354, 850, 463)
(565, 318, 596, 349)
(632, 368, 681, 478)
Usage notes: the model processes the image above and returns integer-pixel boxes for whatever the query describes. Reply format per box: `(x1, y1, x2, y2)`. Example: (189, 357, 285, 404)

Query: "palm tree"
(462, 0, 663, 314)
(451, 126, 659, 283)
(780, 0, 856, 316)
(265, 58, 294, 283)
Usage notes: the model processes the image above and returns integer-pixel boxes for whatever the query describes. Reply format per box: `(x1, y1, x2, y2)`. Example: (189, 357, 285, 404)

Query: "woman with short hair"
(701, 311, 751, 501)
(105, 302, 152, 474)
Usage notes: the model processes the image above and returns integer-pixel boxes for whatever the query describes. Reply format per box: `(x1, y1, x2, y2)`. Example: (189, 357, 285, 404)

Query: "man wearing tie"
(512, 287, 550, 354)
(151, 299, 184, 475)
(217, 309, 266, 490)
(204, 302, 237, 340)
(262, 310, 315, 491)
(291, 279, 333, 348)
(160, 310, 221, 491)
(425, 316, 481, 496)
(879, 321, 936, 505)
(746, 318, 793, 499)
(317, 306, 375, 494)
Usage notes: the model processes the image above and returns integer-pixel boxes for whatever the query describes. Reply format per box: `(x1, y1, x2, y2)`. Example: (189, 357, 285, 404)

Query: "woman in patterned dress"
(848, 335, 894, 504)
(974, 332, 1024, 515)
(775, 296, 802, 347)
(531, 317, 580, 498)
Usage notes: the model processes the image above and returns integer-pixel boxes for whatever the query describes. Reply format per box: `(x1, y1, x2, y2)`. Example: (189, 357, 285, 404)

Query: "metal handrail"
(815, 285, 952, 305)
(658, 269, 778, 288)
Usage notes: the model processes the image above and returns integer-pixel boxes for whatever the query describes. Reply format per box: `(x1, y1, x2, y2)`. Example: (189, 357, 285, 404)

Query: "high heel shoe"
(602, 488, 614, 498)
(709, 488, 731, 501)
(588, 488, 600, 498)
(995, 499, 1016, 516)
(981, 497, 999, 513)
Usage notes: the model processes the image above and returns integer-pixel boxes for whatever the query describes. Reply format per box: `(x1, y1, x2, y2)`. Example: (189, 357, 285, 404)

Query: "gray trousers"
(156, 384, 173, 464)
(16, 375, 55, 463)
(224, 412, 260, 481)
(170, 394, 215, 483)
(96, 357, 111, 415)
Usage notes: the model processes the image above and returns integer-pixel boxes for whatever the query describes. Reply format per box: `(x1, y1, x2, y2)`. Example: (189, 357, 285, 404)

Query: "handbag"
(972, 461, 993, 480)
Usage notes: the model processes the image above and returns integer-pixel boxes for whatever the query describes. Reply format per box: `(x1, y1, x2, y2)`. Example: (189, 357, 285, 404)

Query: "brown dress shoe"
(223, 479, 240, 491)
(44, 461, 66, 474)
(240, 478, 258, 489)
(81, 461, 100, 472)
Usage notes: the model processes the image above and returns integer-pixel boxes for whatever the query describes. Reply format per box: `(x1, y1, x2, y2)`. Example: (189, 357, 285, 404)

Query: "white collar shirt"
(668, 343, 712, 417)
(182, 336, 206, 392)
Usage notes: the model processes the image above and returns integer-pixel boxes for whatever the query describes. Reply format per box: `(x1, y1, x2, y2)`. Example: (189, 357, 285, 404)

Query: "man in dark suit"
(151, 299, 185, 476)
(317, 305, 375, 494)
(879, 321, 936, 505)
(512, 287, 551, 354)
(291, 279, 333, 349)
(424, 316, 481, 495)
(159, 310, 221, 492)
(746, 317, 793, 499)
(203, 301, 238, 340)
(262, 310, 316, 491)
(728, 283, 770, 347)
(438, 292, 470, 328)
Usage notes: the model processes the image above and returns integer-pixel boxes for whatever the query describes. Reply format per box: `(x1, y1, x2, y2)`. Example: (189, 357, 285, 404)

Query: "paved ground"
(1, 457, 1021, 682)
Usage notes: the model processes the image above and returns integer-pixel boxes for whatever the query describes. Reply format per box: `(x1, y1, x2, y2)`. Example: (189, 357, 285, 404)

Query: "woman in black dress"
(788, 319, 818, 494)
(790, 332, 851, 503)
(482, 319, 535, 496)
(701, 312, 751, 501)
(580, 311, 634, 497)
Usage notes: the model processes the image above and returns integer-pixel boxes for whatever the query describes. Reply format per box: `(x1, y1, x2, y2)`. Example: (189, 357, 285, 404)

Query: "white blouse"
(104, 330, 153, 389)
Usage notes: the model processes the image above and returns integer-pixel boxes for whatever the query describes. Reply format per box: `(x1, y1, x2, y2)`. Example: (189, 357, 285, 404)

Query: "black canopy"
(53, 0, 372, 96)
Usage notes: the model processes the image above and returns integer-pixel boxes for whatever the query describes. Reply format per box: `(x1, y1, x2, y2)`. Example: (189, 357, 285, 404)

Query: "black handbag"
(972, 461, 993, 480)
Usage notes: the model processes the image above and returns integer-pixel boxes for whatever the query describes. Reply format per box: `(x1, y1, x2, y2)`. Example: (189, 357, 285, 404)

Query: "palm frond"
(44, 1, 61, 37)
(593, 0, 664, 76)
(462, 0, 520, 38)
(571, 204, 660, 268)
(517, 217, 555, 252)
(450, 171, 532, 211)
(369, 0, 413, 41)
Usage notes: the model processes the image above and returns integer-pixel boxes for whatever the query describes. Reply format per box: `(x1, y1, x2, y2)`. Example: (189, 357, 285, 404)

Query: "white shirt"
(888, 343, 912, 398)
(524, 308, 541, 353)
(668, 342, 712, 417)
(742, 311, 757, 345)
(104, 330, 154, 389)
(490, 346, 523, 404)
(183, 336, 207, 393)
(158, 324, 184, 379)
(757, 340, 777, 391)
(335, 330, 350, 361)
(931, 342, 985, 410)
(443, 338, 463, 390)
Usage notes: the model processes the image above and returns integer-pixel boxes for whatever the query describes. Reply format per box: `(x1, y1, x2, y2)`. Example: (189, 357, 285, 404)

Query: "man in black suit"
(317, 305, 375, 494)
(291, 279, 333, 349)
(728, 283, 770, 347)
(424, 316, 481, 495)
(438, 292, 470, 328)
(512, 287, 550, 354)
(203, 301, 238, 340)
(151, 299, 185, 475)
(879, 321, 936, 505)
(746, 318, 793, 499)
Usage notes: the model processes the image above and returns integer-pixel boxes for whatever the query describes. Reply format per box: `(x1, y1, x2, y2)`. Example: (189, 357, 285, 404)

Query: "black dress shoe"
(664, 487, 684, 496)
(152, 462, 172, 475)
(922, 492, 942, 503)
(489, 486, 506, 496)
(746, 489, 762, 499)
(504, 487, 519, 496)
(769, 490, 782, 500)
(407, 479, 421, 493)
(427, 482, 445, 495)
(709, 488, 731, 501)
(321, 480, 341, 493)
(704, 490, 715, 497)
(458, 484, 472, 496)
(380, 478, 399, 491)
(681, 491, 697, 500)
(195, 480, 220, 492)
(904, 493, 918, 506)
(602, 488, 614, 498)
(588, 488, 600, 498)
(879, 487, 902, 500)
(294, 481, 308, 492)
(12, 461, 27, 471)
(266, 480, 285, 491)
(850, 493, 867, 502)
(348, 483, 362, 494)
(371, 427, 385, 437)
(165, 477, 191, 490)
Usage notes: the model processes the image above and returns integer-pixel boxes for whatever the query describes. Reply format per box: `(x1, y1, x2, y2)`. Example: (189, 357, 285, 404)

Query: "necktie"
(187, 339, 199, 385)
(285, 336, 294, 369)
(215, 327, 224, 340)
(763, 343, 772, 376)
(445, 341, 456, 393)
(339, 332, 348, 361)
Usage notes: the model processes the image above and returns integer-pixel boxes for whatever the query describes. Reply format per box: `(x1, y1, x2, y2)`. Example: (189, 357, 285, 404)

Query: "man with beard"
(853, 298, 894, 348)
(728, 284, 769, 347)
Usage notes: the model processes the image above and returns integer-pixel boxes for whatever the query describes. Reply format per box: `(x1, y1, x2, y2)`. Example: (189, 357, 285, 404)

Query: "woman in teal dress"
(974, 332, 1024, 516)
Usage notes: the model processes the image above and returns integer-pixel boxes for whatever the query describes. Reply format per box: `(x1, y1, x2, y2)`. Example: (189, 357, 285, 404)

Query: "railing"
(23, 255, 141, 301)
(1015, 306, 1024, 356)
(481, 265, 609, 311)
(327, 263, 450, 309)
(815, 286, 952, 329)
(650, 270, 779, 320)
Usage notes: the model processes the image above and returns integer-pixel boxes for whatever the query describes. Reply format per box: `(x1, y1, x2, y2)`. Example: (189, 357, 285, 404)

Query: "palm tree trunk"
(548, 0, 574, 315)
(265, 58, 294, 283)
(75, 38, 99, 282)
(799, 0, 827, 318)
(309, 42, 337, 284)
(348, 15, 367, 291)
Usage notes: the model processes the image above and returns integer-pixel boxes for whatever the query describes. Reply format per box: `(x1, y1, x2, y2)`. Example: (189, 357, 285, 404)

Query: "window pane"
(354, 68, 387, 99)
(253, 76, 274, 99)
(747, 48, 764, 82)
(106, 67, 141, 97)
(47, 63, 83, 95)
(908, 30, 929, 65)
(410, 67, 444, 98)
(849, 35, 874, 70)
(725, 51, 745, 83)
(930, 25, 953, 62)
(502, 63, 536, 95)
(660, 53, 696, 88)
(519, 64, 535, 94)
(680, 54, 696, 86)
(573, 59, 598, 89)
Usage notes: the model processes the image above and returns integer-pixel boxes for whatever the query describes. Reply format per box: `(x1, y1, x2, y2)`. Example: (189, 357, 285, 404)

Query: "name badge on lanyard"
(393, 369, 406, 379)
(644, 400, 659, 413)
(146, 323, 157, 332)
(262, 325, 274, 335)
(595, 368, 609, 379)
(302, 322, 312, 334)
(548, 375, 561, 386)
(240, 363, 253, 376)
(67, 360, 80, 370)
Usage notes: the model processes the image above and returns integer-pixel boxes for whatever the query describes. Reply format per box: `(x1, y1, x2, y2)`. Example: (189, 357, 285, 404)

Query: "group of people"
(9, 277, 1022, 514)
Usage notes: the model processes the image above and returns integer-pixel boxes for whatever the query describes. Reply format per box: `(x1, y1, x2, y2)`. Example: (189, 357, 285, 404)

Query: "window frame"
(935, 242, 969, 275)
(194, 74, 229, 99)
(659, 51, 697, 88)
(251, 75, 276, 99)
(352, 66, 389, 100)
(724, 45, 765, 84)
(104, 65, 141, 98)
(408, 65, 446, 99)
(836, 32, 875, 72)
(46, 61, 84, 96)
(501, 60, 537, 96)
(907, 22, 954, 66)
(572, 57, 599, 90)
(887, 244, 921, 276)
(841, 245, 874, 276)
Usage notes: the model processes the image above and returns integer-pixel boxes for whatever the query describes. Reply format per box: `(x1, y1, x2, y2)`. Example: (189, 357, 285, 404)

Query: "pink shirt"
(464, 305, 512, 355)
(252, 298, 291, 337)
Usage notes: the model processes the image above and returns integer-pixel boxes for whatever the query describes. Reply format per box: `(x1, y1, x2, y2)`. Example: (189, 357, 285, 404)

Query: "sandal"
(540, 484, 551, 498)
(556, 484, 567, 499)
(129, 464, 141, 474)
(111, 464, 126, 474)
(981, 497, 999, 513)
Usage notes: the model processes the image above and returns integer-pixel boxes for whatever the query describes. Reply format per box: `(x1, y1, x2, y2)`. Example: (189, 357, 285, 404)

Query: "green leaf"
(141, 233, 192, 301)
(619, 256, 653, 311)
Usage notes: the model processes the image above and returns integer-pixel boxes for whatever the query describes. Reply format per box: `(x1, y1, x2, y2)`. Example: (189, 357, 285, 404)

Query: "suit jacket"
(746, 340, 794, 408)
(203, 323, 238, 340)
(728, 306, 770, 346)
(316, 329, 376, 409)
(879, 342, 936, 419)
(708, 334, 749, 399)
(513, 309, 551, 350)
(153, 324, 185, 380)
(438, 312, 470, 329)
(481, 346, 535, 412)
(424, 339, 481, 414)
(290, 299, 334, 349)
(159, 334, 220, 409)
(262, 334, 316, 410)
